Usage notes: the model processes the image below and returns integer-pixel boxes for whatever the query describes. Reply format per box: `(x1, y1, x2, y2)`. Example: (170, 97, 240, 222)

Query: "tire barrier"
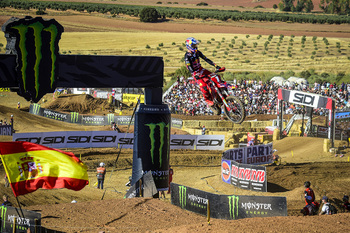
(171, 183, 287, 220)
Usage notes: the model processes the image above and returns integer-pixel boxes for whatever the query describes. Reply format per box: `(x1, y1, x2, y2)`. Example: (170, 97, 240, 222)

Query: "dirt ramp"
(44, 94, 114, 114)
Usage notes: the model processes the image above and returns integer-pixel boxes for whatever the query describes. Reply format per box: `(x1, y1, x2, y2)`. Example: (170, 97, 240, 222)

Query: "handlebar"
(215, 67, 226, 73)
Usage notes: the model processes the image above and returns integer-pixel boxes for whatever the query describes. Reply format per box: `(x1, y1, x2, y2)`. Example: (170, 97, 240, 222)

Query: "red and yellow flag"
(0, 141, 89, 197)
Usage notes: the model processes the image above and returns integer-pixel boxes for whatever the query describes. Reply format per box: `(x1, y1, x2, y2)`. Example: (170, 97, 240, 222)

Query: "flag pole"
(101, 96, 141, 201)
(0, 159, 25, 218)
(14, 196, 25, 218)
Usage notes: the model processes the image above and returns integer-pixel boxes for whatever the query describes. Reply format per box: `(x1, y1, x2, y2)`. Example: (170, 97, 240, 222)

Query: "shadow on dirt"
(267, 182, 289, 193)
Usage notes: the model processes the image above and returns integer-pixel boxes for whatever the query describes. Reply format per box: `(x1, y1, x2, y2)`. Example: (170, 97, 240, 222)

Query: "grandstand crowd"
(163, 77, 350, 117)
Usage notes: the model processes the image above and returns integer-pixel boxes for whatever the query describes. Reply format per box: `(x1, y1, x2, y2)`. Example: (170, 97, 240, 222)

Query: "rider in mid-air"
(184, 37, 226, 115)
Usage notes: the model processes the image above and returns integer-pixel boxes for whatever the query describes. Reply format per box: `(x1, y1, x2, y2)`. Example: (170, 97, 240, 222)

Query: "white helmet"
(100, 162, 105, 167)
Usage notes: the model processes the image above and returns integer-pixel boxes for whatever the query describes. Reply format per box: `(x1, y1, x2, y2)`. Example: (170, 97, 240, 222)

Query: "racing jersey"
(184, 50, 216, 74)
(305, 187, 315, 204)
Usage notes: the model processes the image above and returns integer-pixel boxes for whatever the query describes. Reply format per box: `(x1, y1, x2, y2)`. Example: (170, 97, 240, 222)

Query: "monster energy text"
(145, 122, 170, 167)
(228, 195, 240, 220)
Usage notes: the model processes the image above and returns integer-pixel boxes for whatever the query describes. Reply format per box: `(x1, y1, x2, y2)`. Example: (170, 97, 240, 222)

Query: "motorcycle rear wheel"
(223, 96, 246, 124)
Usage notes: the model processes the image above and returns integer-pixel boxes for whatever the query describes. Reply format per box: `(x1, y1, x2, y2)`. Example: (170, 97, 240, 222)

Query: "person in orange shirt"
(96, 162, 106, 189)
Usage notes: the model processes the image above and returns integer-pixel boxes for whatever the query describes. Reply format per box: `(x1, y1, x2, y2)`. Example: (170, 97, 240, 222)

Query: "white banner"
(288, 90, 320, 108)
(13, 132, 225, 150)
(195, 135, 225, 150)
(223, 143, 273, 165)
(170, 135, 196, 150)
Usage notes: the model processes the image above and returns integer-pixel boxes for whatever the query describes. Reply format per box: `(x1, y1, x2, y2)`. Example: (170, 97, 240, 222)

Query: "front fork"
(209, 79, 232, 112)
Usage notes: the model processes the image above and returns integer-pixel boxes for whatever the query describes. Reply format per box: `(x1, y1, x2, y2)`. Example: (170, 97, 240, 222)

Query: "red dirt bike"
(206, 67, 246, 124)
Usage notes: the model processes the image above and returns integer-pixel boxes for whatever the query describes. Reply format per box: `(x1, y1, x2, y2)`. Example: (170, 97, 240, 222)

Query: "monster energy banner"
(0, 206, 41, 233)
(132, 104, 170, 192)
(2, 16, 63, 103)
(43, 109, 68, 121)
(221, 159, 267, 192)
(171, 183, 287, 220)
(222, 143, 273, 165)
(29, 104, 183, 128)
(0, 125, 13, 136)
(125, 171, 158, 198)
(115, 116, 134, 125)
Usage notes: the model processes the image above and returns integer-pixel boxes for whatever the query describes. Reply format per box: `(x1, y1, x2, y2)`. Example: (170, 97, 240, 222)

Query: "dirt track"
(1, 93, 350, 232)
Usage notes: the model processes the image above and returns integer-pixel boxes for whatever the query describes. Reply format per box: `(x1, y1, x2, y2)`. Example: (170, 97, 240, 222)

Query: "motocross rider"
(184, 37, 226, 115)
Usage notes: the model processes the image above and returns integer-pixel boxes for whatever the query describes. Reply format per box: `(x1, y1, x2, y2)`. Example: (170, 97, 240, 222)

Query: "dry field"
(0, 5, 350, 74)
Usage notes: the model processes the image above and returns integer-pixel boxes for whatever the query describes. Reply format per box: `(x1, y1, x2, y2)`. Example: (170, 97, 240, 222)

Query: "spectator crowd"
(163, 77, 350, 119)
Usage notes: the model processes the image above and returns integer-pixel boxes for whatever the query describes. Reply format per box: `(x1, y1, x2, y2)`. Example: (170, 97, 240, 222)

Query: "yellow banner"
(122, 93, 144, 104)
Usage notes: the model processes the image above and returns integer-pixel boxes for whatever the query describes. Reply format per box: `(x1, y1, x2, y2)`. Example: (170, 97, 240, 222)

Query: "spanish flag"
(0, 141, 89, 197)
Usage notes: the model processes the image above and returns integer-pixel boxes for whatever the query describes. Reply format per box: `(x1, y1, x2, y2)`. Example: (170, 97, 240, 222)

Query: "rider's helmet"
(185, 37, 199, 53)
(100, 162, 105, 167)
(304, 181, 311, 188)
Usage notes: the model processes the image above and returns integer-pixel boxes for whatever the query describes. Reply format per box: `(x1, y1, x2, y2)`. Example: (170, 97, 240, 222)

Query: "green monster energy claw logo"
(228, 195, 239, 220)
(32, 103, 41, 115)
(107, 114, 114, 124)
(5, 17, 63, 103)
(71, 112, 79, 123)
(145, 122, 170, 167)
(179, 186, 187, 209)
(1, 206, 7, 231)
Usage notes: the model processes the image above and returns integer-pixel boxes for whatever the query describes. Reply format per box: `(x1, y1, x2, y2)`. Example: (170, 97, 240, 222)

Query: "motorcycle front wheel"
(223, 96, 246, 124)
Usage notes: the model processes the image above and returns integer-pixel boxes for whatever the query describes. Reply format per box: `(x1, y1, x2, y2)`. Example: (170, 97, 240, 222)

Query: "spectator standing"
(2, 195, 12, 206)
(202, 125, 206, 135)
(167, 165, 174, 194)
(4, 175, 9, 188)
(159, 190, 166, 199)
(247, 138, 254, 147)
(272, 149, 280, 165)
(96, 162, 106, 190)
(17, 102, 20, 109)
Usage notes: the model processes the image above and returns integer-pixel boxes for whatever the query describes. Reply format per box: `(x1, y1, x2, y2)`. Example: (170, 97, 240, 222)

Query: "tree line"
(1, 0, 350, 25)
